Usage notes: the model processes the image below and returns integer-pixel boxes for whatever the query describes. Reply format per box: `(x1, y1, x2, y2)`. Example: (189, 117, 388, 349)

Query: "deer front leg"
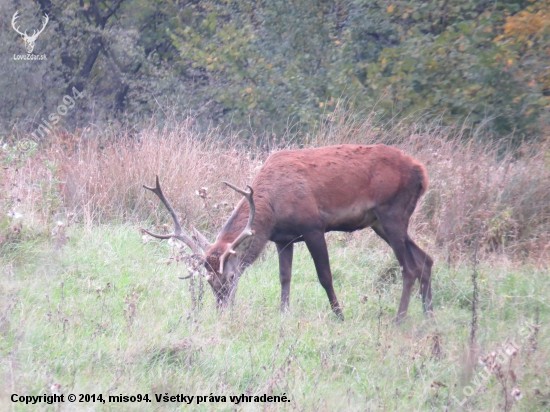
(303, 231, 344, 320)
(276, 242, 294, 311)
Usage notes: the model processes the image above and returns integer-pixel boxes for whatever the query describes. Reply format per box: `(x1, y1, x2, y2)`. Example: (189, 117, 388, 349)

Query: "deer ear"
(218, 244, 234, 275)
(192, 226, 212, 251)
(233, 232, 255, 255)
(218, 231, 255, 274)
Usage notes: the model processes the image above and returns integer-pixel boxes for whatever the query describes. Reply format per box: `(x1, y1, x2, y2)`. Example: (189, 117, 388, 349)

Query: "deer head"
(142, 177, 255, 308)
(12, 11, 49, 54)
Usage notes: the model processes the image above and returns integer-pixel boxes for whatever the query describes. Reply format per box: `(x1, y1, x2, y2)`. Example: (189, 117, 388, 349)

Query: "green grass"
(0, 225, 548, 411)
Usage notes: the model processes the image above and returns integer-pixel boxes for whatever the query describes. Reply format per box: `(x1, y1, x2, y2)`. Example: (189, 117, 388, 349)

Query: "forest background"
(0, 0, 549, 144)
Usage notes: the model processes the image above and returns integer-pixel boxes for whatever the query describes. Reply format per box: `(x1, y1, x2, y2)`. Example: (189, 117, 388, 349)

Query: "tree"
(1, 0, 548, 143)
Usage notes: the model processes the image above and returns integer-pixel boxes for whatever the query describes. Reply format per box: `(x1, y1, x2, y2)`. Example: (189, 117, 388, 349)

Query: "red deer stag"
(142, 144, 433, 322)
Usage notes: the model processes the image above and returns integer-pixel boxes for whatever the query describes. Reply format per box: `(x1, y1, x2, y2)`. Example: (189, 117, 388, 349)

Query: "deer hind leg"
(406, 239, 433, 314)
(372, 215, 417, 324)
(276, 242, 294, 312)
(303, 230, 344, 320)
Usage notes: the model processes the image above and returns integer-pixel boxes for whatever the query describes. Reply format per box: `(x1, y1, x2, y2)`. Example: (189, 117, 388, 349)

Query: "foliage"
(0, 0, 549, 142)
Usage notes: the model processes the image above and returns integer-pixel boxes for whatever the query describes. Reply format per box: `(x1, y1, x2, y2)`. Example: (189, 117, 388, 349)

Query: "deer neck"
(218, 197, 271, 268)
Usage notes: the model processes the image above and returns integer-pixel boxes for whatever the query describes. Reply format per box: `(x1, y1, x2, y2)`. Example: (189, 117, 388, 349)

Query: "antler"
(218, 182, 256, 274)
(142, 176, 203, 256)
(11, 11, 49, 40)
(30, 13, 49, 40)
(11, 11, 26, 37)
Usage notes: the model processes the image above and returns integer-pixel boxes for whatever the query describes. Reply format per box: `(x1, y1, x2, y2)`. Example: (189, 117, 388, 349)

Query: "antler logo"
(11, 11, 49, 54)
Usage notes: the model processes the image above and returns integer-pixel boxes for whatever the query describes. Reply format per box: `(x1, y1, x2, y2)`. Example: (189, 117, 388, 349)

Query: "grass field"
(1, 223, 548, 411)
(1, 118, 549, 410)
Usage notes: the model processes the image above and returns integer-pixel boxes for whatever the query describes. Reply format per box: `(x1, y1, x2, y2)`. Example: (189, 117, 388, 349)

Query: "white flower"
(511, 387, 522, 401)
(50, 383, 61, 394)
(7, 210, 23, 219)
(505, 345, 518, 357)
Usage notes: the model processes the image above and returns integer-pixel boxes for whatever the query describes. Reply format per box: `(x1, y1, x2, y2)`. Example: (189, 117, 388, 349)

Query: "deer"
(142, 144, 433, 323)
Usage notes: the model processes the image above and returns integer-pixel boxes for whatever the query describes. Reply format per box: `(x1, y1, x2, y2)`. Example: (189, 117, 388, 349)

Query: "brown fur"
(206, 144, 433, 322)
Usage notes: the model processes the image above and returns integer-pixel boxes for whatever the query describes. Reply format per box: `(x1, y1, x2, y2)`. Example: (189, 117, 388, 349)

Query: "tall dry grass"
(2, 114, 549, 262)
(311, 112, 550, 262)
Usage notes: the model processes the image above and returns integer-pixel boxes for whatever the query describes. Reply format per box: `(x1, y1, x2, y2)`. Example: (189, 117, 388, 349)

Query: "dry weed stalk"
(529, 306, 540, 353)
(123, 288, 139, 329)
(479, 347, 522, 412)
(470, 244, 479, 347)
